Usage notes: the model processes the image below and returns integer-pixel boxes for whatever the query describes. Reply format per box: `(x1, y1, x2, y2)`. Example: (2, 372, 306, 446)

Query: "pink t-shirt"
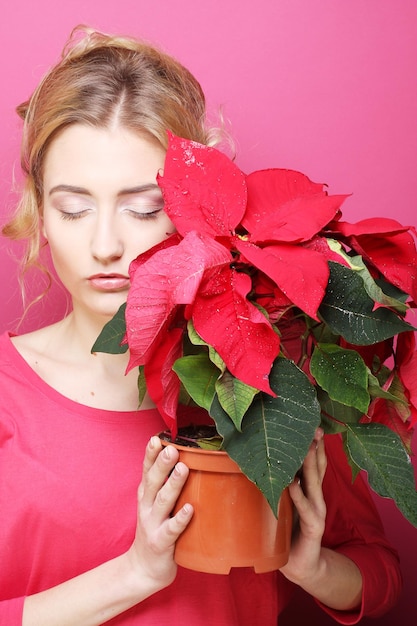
(0, 332, 401, 624)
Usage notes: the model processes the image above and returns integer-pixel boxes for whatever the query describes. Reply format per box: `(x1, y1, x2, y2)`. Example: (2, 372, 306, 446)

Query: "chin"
(90, 295, 127, 321)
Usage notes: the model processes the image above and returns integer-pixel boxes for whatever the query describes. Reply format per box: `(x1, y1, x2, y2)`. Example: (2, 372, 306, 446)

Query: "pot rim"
(159, 435, 243, 473)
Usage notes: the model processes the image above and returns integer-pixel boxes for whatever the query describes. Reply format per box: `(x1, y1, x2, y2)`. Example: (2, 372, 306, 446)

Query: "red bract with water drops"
(126, 133, 347, 421)
(156, 133, 247, 237)
(124, 132, 417, 440)
(92, 131, 417, 525)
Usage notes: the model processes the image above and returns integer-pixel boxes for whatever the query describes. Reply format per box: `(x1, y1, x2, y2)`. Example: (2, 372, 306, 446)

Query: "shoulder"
(0, 331, 20, 368)
(11, 325, 55, 358)
(0, 332, 36, 437)
(0, 327, 58, 398)
(10, 324, 65, 377)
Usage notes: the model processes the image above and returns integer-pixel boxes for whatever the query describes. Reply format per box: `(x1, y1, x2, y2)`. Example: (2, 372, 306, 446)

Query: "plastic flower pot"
(161, 438, 293, 574)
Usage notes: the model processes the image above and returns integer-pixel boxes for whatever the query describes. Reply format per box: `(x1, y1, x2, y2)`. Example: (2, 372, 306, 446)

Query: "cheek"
(127, 217, 176, 257)
(46, 231, 84, 278)
(148, 221, 176, 249)
(160, 214, 176, 240)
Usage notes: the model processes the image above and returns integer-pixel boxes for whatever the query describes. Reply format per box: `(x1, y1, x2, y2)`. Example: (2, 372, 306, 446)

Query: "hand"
(127, 437, 194, 591)
(279, 427, 327, 585)
(22, 437, 194, 626)
(279, 429, 363, 611)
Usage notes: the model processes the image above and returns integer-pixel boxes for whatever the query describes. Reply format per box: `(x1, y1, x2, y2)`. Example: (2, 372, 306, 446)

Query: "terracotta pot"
(161, 438, 293, 574)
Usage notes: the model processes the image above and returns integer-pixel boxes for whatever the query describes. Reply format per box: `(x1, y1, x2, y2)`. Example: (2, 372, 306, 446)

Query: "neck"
(48, 311, 129, 369)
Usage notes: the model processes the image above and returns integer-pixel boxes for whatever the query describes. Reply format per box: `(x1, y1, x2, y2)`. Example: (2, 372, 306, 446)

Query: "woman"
(0, 26, 402, 625)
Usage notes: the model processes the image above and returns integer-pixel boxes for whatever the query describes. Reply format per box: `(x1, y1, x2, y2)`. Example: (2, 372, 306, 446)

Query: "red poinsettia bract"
(328, 218, 417, 302)
(124, 133, 349, 431)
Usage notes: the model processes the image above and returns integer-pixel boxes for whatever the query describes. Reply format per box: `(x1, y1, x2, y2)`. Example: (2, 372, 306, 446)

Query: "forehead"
(43, 124, 166, 191)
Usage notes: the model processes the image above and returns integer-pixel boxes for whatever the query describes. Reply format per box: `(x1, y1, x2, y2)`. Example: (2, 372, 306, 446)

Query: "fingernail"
(182, 503, 192, 515)
(163, 446, 171, 460)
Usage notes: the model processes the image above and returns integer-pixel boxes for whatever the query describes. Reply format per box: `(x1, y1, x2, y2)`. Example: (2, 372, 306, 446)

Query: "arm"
(279, 429, 363, 612)
(22, 438, 193, 626)
(280, 429, 402, 622)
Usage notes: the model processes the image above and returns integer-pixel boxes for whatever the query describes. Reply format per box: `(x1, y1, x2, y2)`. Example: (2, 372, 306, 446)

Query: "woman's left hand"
(279, 428, 363, 612)
(279, 427, 327, 584)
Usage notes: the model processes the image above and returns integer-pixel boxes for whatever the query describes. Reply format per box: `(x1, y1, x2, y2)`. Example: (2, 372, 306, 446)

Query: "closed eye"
(124, 205, 165, 220)
(121, 192, 165, 219)
(59, 209, 90, 221)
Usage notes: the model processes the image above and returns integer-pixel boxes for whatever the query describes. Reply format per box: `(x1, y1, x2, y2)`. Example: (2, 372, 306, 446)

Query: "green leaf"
(345, 423, 417, 527)
(196, 435, 223, 451)
(319, 262, 415, 345)
(309, 321, 340, 345)
(210, 357, 321, 515)
(173, 353, 218, 411)
(215, 371, 259, 431)
(186, 319, 226, 371)
(311, 343, 370, 414)
(208, 346, 226, 372)
(327, 242, 412, 309)
(91, 303, 128, 354)
(187, 319, 208, 347)
(317, 388, 363, 425)
(137, 365, 147, 407)
(367, 371, 407, 404)
(341, 435, 362, 480)
(385, 373, 412, 422)
(374, 277, 410, 304)
(320, 411, 348, 434)
(350, 255, 408, 314)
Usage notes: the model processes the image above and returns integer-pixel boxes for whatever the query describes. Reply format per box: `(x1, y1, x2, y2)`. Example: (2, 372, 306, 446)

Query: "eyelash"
(127, 209, 161, 220)
(59, 211, 87, 221)
(58, 207, 163, 221)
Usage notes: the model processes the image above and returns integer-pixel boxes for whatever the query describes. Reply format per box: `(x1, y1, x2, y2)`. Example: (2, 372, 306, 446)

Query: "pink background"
(0, 1, 416, 623)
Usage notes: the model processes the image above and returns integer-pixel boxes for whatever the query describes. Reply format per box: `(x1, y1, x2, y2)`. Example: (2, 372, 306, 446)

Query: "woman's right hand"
(127, 436, 194, 591)
(22, 437, 193, 626)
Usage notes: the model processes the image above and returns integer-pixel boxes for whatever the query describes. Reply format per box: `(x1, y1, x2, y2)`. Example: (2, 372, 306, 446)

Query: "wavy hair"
(2, 25, 215, 289)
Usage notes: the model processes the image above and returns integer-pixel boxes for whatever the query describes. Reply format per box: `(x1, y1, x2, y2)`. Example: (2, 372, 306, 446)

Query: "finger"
(301, 442, 319, 483)
(311, 428, 327, 482)
(288, 466, 326, 537)
(164, 502, 194, 546)
(288, 475, 306, 510)
(142, 436, 163, 474)
(315, 436, 327, 482)
(299, 439, 326, 497)
(314, 427, 324, 443)
(140, 442, 180, 507)
(152, 460, 190, 524)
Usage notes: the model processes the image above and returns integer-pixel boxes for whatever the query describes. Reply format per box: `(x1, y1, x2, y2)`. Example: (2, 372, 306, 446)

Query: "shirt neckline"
(3, 331, 158, 422)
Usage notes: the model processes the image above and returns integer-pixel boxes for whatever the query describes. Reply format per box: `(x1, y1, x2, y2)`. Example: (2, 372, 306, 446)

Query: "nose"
(91, 213, 124, 264)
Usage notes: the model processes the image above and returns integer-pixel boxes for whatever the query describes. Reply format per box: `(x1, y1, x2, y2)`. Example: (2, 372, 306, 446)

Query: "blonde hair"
(2, 25, 213, 285)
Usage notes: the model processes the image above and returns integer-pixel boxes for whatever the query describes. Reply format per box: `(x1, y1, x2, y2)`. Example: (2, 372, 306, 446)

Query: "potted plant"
(93, 132, 417, 571)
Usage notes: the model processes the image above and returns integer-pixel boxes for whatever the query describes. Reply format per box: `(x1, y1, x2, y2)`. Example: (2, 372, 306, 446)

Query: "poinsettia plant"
(94, 132, 417, 527)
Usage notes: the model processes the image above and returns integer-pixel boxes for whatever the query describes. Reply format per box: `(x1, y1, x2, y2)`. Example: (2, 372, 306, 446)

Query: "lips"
(88, 274, 130, 291)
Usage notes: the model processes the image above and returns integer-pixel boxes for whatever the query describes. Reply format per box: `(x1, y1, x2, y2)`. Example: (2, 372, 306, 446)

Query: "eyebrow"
(48, 183, 161, 197)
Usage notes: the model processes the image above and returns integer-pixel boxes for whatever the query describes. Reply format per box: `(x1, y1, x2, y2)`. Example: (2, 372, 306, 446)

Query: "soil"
(159, 424, 219, 448)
